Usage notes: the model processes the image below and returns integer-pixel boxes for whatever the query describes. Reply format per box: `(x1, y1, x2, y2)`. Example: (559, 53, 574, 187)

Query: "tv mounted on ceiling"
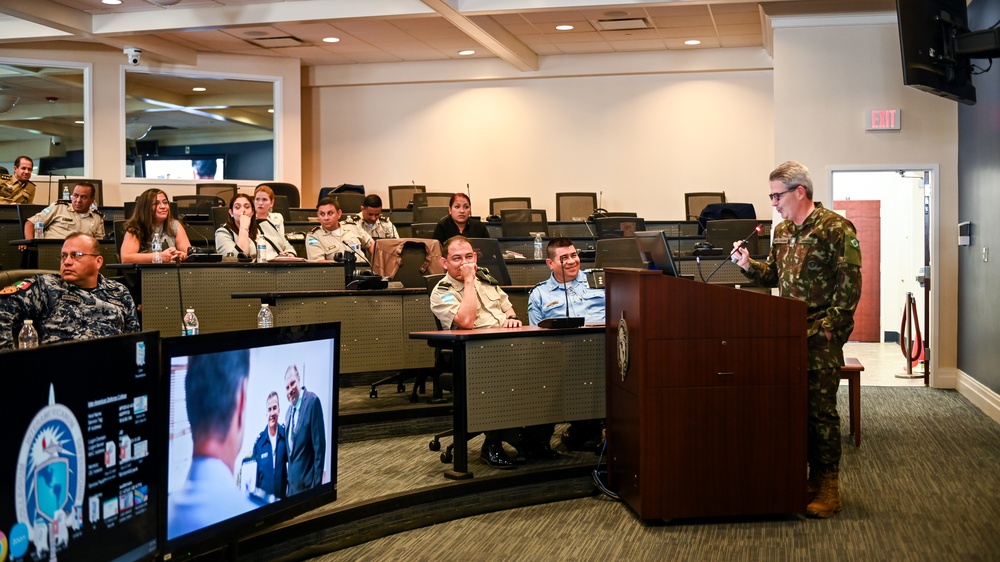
(896, 0, 1000, 105)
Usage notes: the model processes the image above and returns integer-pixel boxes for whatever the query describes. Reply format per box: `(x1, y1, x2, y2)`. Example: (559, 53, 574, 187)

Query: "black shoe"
(480, 442, 516, 469)
(519, 439, 561, 460)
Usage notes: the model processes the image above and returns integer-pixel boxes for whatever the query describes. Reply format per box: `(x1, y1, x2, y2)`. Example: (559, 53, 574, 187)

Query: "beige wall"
(772, 19, 959, 387)
(0, 45, 301, 206)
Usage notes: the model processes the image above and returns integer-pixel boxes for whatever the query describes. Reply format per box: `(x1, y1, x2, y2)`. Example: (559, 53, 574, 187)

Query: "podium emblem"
(617, 312, 629, 381)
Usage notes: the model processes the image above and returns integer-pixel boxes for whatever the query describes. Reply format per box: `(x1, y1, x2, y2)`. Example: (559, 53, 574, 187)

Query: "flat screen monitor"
(634, 230, 679, 277)
(896, 0, 976, 105)
(1, 332, 161, 562)
(158, 323, 340, 560)
(143, 156, 226, 181)
(595, 216, 645, 239)
(705, 219, 760, 254)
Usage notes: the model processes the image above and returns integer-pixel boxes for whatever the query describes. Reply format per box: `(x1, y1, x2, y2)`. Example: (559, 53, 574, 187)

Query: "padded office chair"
(0, 269, 58, 287)
(174, 195, 225, 220)
(256, 182, 300, 208)
(489, 197, 531, 218)
(595, 216, 646, 238)
(411, 223, 437, 239)
(555, 192, 598, 222)
(411, 192, 453, 209)
(468, 238, 512, 285)
(113, 220, 127, 261)
(16, 204, 45, 268)
(211, 206, 230, 231)
(413, 205, 448, 224)
(332, 192, 366, 214)
(334, 183, 365, 194)
(594, 238, 644, 269)
(196, 183, 238, 203)
(685, 191, 727, 221)
(388, 185, 426, 211)
(500, 208, 548, 238)
(271, 195, 290, 220)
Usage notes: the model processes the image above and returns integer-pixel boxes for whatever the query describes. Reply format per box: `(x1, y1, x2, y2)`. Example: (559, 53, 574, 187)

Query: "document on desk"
(268, 256, 308, 263)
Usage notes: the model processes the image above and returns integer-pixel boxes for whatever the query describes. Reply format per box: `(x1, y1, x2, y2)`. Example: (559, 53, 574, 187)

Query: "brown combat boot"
(806, 472, 842, 518)
(806, 472, 821, 502)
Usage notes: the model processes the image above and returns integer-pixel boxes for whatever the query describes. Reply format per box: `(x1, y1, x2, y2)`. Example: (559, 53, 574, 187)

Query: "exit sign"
(866, 109, 901, 130)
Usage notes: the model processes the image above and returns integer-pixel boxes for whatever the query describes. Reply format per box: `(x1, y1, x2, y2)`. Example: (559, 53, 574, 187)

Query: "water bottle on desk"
(257, 241, 267, 263)
(34, 221, 44, 239)
(257, 303, 274, 328)
(62, 184, 70, 201)
(182, 308, 200, 336)
(532, 232, 544, 260)
(18, 320, 38, 349)
(151, 233, 162, 263)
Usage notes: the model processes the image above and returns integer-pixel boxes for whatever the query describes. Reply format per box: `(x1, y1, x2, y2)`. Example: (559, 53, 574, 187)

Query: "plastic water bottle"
(151, 233, 162, 263)
(256, 241, 267, 263)
(33, 220, 44, 239)
(18, 320, 38, 349)
(182, 308, 200, 336)
(62, 184, 70, 201)
(257, 303, 274, 328)
(533, 233, 544, 260)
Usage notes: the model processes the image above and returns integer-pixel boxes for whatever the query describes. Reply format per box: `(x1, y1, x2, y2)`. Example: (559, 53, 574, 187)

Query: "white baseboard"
(956, 370, 1000, 426)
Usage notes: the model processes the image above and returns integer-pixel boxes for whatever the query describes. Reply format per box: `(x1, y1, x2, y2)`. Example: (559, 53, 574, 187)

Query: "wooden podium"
(605, 268, 808, 520)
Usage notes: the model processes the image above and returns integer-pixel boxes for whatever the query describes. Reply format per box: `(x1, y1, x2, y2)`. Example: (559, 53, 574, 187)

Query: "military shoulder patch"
(0, 279, 33, 296)
(439, 292, 456, 303)
(844, 235, 862, 267)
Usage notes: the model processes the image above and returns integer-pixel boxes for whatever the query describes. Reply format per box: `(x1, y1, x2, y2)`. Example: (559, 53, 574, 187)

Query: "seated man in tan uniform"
(0, 156, 36, 204)
(23, 181, 105, 244)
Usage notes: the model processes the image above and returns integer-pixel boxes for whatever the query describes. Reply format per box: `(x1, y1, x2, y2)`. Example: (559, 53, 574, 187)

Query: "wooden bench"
(841, 357, 864, 446)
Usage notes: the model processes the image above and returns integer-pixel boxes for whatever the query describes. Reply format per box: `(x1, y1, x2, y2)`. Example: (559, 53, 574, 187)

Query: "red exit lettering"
(868, 109, 900, 130)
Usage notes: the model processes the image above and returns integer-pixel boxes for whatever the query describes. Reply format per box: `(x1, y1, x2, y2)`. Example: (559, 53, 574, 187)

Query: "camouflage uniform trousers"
(807, 365, 842, 476)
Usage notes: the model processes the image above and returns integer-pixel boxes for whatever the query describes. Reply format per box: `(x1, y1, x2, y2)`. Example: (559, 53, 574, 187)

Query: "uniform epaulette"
(378, 216, 390, 222)
(92, 208, 105, 217)
(475, 268, 500, 286)
(0, 278, 33, 296)
(532, 279, 546, 288)
(344, 214, 360, 224)
(436, 280, 452, 290)
(308, 225, 323, 234)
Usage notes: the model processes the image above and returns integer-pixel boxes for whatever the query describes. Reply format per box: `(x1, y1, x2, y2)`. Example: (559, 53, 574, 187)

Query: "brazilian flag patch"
(845, 236, 862, 267)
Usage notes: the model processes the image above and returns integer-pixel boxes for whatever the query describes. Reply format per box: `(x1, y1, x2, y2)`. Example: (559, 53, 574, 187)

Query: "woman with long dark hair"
(120, 188, 191, 263)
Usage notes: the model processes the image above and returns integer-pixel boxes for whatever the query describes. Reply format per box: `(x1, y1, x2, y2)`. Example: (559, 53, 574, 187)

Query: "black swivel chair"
(411, 192, 453, 209)
(489, 197, 531, 218)
(196, 183, 238, 203)
(411, 223, 437, 239)
(468, 238, 512, 285)
(257, 182, 300, 208)
(555, 192, 598, 222)
(16, 204, 46, 268)
(413, 205, 448, 224)
(500, 209, 548, 238)
(332, 192, 366, 215)
(685, 191, 727, 222)
(174, 195, 225, 221)
(271, 195, 290, 220)
(388, 185, 426, 211)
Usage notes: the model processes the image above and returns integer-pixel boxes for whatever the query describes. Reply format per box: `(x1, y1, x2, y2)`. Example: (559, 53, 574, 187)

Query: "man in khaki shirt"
(24, 182, 105, 241)
(0, 156, 36, 204)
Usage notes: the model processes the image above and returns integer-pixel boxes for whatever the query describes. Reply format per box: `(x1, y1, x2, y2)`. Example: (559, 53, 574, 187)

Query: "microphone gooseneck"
(559, 255, 571, 319)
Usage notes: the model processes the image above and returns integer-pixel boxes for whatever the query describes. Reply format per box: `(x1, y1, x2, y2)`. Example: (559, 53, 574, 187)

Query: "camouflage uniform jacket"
(0, 175, 36, 204)
(0, 273, 140, 350)
(742, 202, 862, 369)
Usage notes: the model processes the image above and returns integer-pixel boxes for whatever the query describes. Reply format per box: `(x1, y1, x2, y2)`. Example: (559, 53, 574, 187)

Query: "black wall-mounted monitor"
(135, 140, 159, 157)
(634, 230, 679, 277)
(896, 0, 977, 104)
(1, 331, 161, 562)
(158, 323, 340, 561)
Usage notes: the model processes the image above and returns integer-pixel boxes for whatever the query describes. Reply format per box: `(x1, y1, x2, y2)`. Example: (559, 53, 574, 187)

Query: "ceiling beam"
(0, 0, 92, 37)
(421, 0, 539, 71)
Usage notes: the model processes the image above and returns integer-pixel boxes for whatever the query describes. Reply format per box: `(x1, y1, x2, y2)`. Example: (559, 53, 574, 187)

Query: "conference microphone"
(538, 254, 586, 329)
(703, 223, 763, 283)
(182, 220, 222, 262)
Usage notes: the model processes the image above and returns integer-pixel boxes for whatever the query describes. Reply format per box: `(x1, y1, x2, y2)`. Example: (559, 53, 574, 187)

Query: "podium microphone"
(538, 254, 586, 329)
(703, 223, 762, 283)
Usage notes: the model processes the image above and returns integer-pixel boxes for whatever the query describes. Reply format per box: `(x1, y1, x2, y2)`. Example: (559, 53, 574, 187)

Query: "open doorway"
(831, 168, 930, 384)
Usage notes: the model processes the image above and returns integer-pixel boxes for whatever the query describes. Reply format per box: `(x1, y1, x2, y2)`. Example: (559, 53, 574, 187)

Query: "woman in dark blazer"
(432, 192, 490, 244)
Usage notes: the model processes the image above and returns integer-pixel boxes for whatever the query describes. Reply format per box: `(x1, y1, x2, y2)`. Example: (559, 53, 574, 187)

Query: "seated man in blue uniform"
(251, 391, 288, 500)
(430, 235, 546, 469)
(528, 237, 605, 452)
(0, 232, 139, 350)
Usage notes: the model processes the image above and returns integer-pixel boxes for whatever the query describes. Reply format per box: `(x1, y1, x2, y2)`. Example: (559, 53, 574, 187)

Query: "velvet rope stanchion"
(896, 292, 924, 379)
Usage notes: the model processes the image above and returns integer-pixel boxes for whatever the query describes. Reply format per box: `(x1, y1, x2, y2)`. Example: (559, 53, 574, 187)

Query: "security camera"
(124, 47, 142, 66)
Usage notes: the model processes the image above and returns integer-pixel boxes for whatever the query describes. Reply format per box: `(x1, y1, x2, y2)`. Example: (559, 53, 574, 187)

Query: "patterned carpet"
(307, 387, 1000, 562)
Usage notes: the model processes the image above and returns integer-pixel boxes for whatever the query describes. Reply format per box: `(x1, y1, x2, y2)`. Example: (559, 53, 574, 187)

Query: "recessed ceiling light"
(75, 120, 85, 124)
(322, 37, 340, 43)
(684, 40, 702, 46)
(102, 0, 122, 5)
(192, 87, 206, 92)
(458, 50, 475, 56)
(556, 25, 574, 31)
(268, 109, 274, 113)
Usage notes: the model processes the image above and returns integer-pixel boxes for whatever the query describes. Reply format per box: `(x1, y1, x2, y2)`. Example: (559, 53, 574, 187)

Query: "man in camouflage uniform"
(0, 155, 36, 204)
(430, 235, 525, 469)
(0, 232, 139, 350)
(23, 181, 105, 242)
(345, 194, 399, 239)
(733, 160, 862, 519)
(305, 196, 374, 263)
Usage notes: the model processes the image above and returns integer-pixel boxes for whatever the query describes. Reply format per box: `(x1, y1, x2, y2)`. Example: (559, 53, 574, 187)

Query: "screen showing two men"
(164, 336, 337, 549)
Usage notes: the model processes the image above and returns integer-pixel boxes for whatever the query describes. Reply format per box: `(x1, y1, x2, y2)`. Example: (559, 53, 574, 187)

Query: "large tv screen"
(896, 0, 977, 104)
(143, 156, 226, 180)
(1, 332, 160, 562)
(158, 323, 340, 560)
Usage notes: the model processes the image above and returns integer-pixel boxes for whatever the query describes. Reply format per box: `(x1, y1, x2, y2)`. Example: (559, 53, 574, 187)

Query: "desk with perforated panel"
(410, 326, 605, 479)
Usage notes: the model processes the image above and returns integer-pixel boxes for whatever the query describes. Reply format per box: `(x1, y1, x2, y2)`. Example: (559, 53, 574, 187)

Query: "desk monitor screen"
(634, 230, 679, 277)
(705, 219, 760, 254)
(1, 332, 161, 562)
(595, 217, 646, 239)
(159, 323, 341, 560)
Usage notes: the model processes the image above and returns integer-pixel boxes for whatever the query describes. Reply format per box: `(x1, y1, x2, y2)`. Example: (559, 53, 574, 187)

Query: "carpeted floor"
(310, 387, 1000, 562)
